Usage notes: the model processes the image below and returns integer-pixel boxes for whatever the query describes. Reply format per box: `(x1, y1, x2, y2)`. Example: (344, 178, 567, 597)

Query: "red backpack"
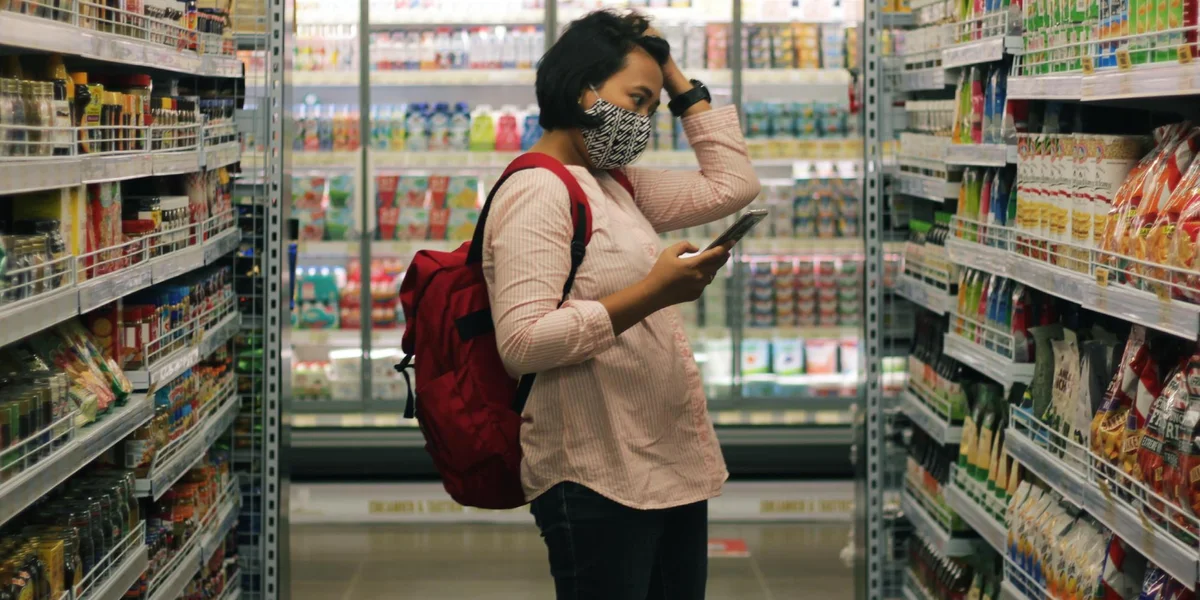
(396, 153, 633, 509)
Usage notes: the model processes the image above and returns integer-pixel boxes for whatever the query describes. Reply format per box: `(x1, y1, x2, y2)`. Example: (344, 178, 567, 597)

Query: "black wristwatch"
(667, 79, 711, 118)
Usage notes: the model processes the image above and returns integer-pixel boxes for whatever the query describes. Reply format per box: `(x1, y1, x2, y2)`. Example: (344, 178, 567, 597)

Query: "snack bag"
(1139, 567, 1168, 600)
(1173, 350, 1200, 536)
(1137, 365, 1186, 524)
(1100, 124, 1189, 278)
(1165, 159, 1200, 302)
(1120, 341, 1165, 480)
(1098, 536, 1149, 600)
(1131, 127, 1200, 290)
(1092, 326, 1149, 464)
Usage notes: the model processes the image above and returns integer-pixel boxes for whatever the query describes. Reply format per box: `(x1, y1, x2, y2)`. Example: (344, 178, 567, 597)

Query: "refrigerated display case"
(285, 0, 898, 478)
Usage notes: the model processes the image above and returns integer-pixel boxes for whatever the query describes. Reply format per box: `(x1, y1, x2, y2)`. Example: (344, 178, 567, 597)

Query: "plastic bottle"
(494, 105, 521, 152)
(405, 103, 429, 152)
(419, 31, 437, 70)
(448, 102, 471, 151)
(294, 104, 308, 151)
(520, 104, 542, 151)
(435, 28, 452, 70)
(428, 102, 451, 151)
(468, 104, 496, 151)
(390, 104, 407, 150)
(500, 27, 517, 69)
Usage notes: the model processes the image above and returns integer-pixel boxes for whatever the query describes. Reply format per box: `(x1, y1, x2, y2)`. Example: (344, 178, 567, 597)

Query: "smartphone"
(705, 209, 769, 251)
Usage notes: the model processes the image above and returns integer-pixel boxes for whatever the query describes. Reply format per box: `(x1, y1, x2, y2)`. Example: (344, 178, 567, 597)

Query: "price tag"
(1094, 267, 1110, 287)
(1097, 479, 1118, 524)
(749, 411, 776, 425)
(1180, 45, 1193, 64)
(1117, 49, 1133, 70)
(1081, 56, 1095, 75)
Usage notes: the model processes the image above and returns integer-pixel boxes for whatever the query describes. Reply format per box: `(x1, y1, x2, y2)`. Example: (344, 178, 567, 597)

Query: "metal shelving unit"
(0, 0, 283, 597)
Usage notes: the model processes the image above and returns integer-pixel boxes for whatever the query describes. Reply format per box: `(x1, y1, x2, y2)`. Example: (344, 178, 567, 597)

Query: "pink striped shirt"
(482, 106, 760, 510)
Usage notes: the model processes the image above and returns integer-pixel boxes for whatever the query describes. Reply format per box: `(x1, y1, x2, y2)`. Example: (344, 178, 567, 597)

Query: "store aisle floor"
(291, 521, 852, 599)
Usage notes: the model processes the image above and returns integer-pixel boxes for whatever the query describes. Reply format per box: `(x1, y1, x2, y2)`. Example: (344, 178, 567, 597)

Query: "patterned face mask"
(580, 89, 652, 170)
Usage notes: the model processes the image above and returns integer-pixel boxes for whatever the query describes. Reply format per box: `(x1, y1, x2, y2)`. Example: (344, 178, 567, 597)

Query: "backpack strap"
(464, 153, 593, 415)
(607, 168, 634, 199)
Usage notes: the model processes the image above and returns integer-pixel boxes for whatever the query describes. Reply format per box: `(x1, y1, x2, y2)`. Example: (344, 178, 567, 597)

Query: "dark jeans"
(530, 481, 708, 600)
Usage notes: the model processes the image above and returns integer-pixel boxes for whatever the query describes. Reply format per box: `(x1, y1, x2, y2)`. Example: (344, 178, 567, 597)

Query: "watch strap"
(668, 79, 711, 118)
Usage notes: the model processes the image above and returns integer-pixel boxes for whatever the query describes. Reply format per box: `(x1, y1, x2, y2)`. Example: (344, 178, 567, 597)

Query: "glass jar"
(0, 79, 14, 158)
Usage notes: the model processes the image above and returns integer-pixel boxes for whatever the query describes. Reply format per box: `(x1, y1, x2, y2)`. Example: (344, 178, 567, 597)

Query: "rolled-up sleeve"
(620, 105, 761, 233)
(483, 170, 617, 377)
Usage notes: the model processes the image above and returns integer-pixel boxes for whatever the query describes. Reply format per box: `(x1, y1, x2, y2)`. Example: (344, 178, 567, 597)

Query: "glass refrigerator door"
(731, 0, 869, 436)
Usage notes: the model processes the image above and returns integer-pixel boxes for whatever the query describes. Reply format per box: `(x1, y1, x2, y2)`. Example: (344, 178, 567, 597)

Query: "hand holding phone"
(705, 209, 768, 251)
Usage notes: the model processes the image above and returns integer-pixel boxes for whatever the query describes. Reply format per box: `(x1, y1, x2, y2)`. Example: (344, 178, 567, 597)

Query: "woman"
(481, 10, 760, 599)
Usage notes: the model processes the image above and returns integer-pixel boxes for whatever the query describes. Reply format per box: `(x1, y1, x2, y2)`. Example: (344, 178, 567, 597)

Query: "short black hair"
(536, 10, 670, 131)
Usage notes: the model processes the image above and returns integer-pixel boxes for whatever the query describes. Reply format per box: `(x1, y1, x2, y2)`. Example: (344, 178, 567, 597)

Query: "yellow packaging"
(35, 539, 64, 598)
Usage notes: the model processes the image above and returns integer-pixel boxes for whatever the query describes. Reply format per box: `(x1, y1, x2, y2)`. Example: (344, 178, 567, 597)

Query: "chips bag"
(1098, 535, 1148, 600)
(1120, 346, 1164, 480)
(1167, 159, 1200, 302)
(1173, 350, 1200, 536)
(1131, 127, 1200, 290)
(1101, 124, 1190, 280)
(1136, 365, 1186, 525)
(1093, 327, 1148, 465)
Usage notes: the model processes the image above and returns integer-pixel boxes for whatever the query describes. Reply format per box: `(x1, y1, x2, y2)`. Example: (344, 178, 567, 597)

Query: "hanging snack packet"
(1173, 350, 1200, 536)
(1101, 124, 1189, 279)
(1098, 535, 1149, 600)
(1139, 567, 1168, 600)
(1046, 332, 1081, 457)
(1136, 365, 1186, 525)
(1092, 326, 1149, 465)
(1161, 579, 1196, 600)
(1165, 158, 1200, 302)
(1131, 127, 1200, 290)
(1119, 341, 1165, 480)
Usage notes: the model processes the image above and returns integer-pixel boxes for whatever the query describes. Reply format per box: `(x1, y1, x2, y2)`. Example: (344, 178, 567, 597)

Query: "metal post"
(545, 0, 557, 51)
(729, 0, 744, 405)
(858, 0, 886, 594)
(359, 0, 373, 408)
(265, 0, 291, 594)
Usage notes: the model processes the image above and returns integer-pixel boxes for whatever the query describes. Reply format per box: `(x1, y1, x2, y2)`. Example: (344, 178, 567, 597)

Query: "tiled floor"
(290, 521, 853, 599)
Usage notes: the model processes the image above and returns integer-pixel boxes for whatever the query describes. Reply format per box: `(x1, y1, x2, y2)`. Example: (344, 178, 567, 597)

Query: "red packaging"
(1093, 326, 1148, 464)
(1173, 351, 1200, 535)
(427, 208, 450, 241)
(1120, 342, 1165, 479)
(428, 175, 450, 209)
(1136, 365, 1187, 524)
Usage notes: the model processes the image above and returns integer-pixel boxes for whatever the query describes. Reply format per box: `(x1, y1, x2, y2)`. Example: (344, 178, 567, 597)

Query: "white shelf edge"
(136, 392, 240, 500)
(146, 546, 201, 600)
(79, 545, 149, 600)
(0, 12, 242, 77)
(0, 287, 80, 349)
(899, 390, 962, 444)
(943, 482, 1006, 553)
(942, 332, 1035, 391)
(894, 273, 953, 315)
(0, 394, 152, 527)
(900, 491, 978, 557)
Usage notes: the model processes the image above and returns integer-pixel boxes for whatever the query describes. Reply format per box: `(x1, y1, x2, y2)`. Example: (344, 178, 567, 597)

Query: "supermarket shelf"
(899, 390, 962, 444)
(1007, 427, 1200, 587)
(147, 546, 200, 600)
(899, 67, 947, 92)
(0, 287, 80, 349)
(894, 273, 954, 315)
(201, 489, 241, 562)
(77, 537, 148, 600)
(295, 238, 905, 259)
(1008, 74, 1084, 100)
(740, 237, 906, 255)
(893, 172, 959, 201)
(292, 147, 865, 171)
(79, 228, 241, 313)
(943, 143, 1016, 167)
(900, 491, 979, 557)
(941, 35, 1022, 69)
(1, 142, 242, 194)
(943, 482, 1005, 553)
(942, 332, 1034, 391)
(125, 311, 241, 390)
(945, 237, 1200, 340)
(134, 391, 240, 499)
(1009, 62, 1200, 101)
(0, 393, 152, 527)
(1000, 579, 1037, 600)
(290, 68, 851, 88)
(291, 327, 406, 348)
(882, 11, 917, 26)
(331, 8, 546, 26)
(0, 12, 241, 77)
(905, 572, 936, 600)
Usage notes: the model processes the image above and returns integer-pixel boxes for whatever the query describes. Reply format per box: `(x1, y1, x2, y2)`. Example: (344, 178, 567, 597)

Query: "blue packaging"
(983, 67, 997, 144)
(521, 111, 542, 151)
(744, 102, 769, 139)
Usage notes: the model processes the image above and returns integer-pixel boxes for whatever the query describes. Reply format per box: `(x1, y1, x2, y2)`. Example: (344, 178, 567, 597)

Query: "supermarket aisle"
(291, 522, 852, 599)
